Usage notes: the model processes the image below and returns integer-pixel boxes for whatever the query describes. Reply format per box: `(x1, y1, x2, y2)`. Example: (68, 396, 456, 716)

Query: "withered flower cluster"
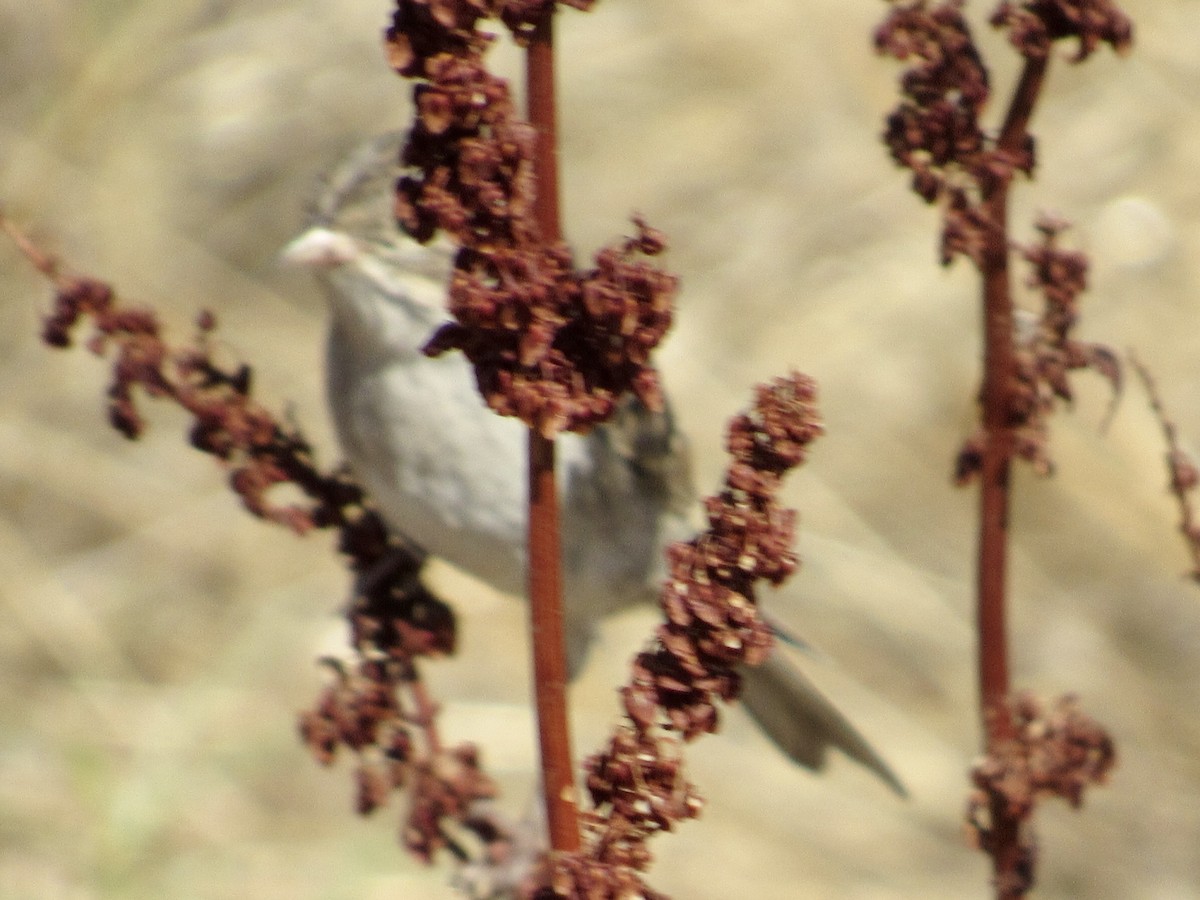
(296, 514, 507, 865)
(966, 692, 1116, 895)
(386, 0, 677, 437)
(956, 215, 1121, 483)
(5, 216, 512, 873)
(876, 3, 1129, 482)
(876, 0, 996, 218)
(539, 373, 823, 897)
(299, 654, 503, 862)
(991, 0, 1132, 61)
(876, 0, 1131, 266)
(21, 223, 348, 534)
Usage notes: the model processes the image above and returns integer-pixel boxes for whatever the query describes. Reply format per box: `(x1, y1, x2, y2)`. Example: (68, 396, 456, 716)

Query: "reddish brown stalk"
(976, 53, 1048, 899)
(523, 6, 581, 855)
(977, 51, 1048, 743)
(526, 11, 563, 246)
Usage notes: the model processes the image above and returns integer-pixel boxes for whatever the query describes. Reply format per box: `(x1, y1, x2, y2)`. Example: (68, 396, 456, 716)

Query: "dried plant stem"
(1130, 354, 1200, 580)
(2, 215, 57, 278)
(976, 236, 1015, 740)
(977, 54, 1049, 899)
(977, 51, 1047, 743)
(526, 11, 562, 246)
(528, 431, 581, 853)
(524, 7, 581, 855)
(975, 158, 1023, 900)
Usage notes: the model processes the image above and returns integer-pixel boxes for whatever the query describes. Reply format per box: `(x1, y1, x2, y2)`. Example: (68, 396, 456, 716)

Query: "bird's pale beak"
(281, 226, 358, 269)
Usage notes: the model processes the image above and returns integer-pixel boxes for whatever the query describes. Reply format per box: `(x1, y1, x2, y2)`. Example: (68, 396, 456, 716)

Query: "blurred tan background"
(2, 1, 1199, 897)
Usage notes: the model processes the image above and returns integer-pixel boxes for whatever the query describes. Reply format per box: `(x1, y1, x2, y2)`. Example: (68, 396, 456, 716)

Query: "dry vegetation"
(2, 1, 1200, 897)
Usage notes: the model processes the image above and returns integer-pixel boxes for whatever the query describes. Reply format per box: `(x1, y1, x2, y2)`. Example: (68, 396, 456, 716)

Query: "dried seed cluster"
(873, 1, 993, 217)
(966, 693, 1116, 895)
(297, 492, 509, 865)
(37, 261, 356, 533)
(876, 0, 1131, 266)
(878, 4, 1128, 483)
(956, 215, 1121, 483)
(8, 219, 514, 878)
(991, 0, 1132, 61)
(387, 0, 677, 437)
(540, 373, 823, 897)
(300, 656, 502, 862)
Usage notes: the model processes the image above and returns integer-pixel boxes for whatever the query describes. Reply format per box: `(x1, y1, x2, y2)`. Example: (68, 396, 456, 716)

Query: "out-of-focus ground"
(2, 2, 1199, 898)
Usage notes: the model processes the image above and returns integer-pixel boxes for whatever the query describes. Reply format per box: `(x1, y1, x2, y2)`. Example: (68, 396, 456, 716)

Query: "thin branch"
(1130, 353, 1200, 581)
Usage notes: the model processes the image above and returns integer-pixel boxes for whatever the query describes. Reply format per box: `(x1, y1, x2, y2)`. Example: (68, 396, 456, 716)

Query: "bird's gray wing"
(587, 394, 696, 519)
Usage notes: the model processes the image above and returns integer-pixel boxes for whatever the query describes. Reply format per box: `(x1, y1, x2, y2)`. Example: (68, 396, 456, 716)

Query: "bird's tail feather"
(740, 652, 907, 797)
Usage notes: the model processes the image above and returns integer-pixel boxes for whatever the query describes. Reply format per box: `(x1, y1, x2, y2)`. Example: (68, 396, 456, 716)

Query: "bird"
(284, 131, 904, 796)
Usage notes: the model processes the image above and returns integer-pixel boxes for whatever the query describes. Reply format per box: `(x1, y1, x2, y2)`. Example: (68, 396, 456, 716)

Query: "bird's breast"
(334, 345, 536, 595)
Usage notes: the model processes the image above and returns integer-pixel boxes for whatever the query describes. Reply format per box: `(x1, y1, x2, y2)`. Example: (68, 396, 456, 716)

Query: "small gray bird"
(285, 132, 903, 795)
